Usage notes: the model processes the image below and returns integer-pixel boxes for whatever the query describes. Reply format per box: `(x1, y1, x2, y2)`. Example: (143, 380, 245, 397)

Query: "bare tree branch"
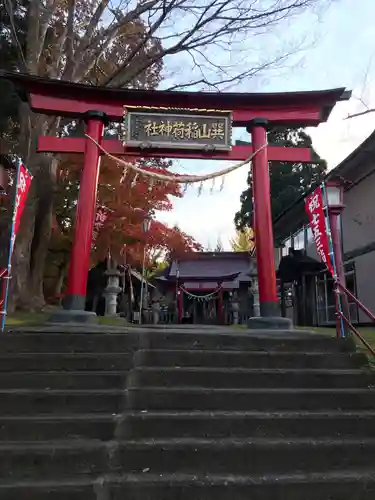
(103, 0, 179, 86)
(61, 0, 77, 80)
(108, 0, 317, 89)
(78, 0, 110, 52)
(72, 0, 160, 82)
(25, 0, 42, 73)
(345, 109, 375, 120)
(15, 0, 323, 90)
(165, 50, 292, 91)
(3, 0, 27, 71)
(36, 0, 59, 64)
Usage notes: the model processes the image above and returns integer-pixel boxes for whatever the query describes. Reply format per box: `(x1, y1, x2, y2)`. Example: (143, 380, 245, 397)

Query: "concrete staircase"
(0, 326, 375, 499)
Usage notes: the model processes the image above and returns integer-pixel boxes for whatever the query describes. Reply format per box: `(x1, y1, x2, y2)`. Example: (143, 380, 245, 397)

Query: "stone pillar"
(252, 278, 260, 317)
(104, 269, 121, 316)
(231, 295, 240, 325)
(151, 298, 161, 325)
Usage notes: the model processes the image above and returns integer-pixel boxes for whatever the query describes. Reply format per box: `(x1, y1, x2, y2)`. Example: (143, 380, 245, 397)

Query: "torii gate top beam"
(0, 71, 350, 127)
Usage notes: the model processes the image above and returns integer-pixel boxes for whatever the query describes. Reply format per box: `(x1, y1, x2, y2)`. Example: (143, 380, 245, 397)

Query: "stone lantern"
(248, 259, 260, 317)
(230, 291, 240, 325)
(251, 277, 260, 317)
(104, 263, 122, 316)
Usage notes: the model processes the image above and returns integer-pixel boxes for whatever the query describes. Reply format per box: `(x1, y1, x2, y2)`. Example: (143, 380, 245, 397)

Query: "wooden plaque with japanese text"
(122, 108, 232, 151)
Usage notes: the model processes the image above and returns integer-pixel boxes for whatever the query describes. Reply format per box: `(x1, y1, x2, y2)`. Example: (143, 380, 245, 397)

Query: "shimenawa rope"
(85, 134, 267, 185)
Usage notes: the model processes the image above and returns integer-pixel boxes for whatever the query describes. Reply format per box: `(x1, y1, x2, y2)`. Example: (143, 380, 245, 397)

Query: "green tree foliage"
(0, 0, 28, 143)
(234, 128, 326, 230)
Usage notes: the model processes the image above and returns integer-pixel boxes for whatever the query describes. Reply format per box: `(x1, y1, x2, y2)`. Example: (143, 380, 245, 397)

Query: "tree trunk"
(29, 156, 58, 309)
(53, 261, 68, 296)
(7, 106, 53, 312)
(0, 194, 13, 270)
(7, 187, 38, 312)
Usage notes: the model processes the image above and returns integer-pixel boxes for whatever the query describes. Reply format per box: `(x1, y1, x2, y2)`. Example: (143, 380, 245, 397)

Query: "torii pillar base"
(47, 309, 98, 325)
(247, 315, 293, 330)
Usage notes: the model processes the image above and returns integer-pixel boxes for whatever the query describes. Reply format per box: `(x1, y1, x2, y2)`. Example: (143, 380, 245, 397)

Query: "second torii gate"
(0, 71, 350, 325)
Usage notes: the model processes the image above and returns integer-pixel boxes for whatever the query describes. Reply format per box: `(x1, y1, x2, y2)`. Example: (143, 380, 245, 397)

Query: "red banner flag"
(91, 205, 110, 249)
(305, 186, 334, 276)
(11, 163, 32, 255)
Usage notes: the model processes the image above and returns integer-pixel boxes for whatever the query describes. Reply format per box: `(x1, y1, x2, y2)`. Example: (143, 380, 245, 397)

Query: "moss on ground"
(5, 312, 127, 327)
(4, 312, 375, 364)
(299, 326, 375, 366)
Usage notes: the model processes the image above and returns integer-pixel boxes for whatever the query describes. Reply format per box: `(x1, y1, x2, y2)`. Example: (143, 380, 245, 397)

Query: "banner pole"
(321, 182, 345, 338)
(1, 160, 21, 332)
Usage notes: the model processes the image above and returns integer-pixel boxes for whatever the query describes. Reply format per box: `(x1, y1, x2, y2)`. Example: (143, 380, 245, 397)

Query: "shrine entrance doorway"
(0, 71, 350, 326)
(180, 288, 222, 325)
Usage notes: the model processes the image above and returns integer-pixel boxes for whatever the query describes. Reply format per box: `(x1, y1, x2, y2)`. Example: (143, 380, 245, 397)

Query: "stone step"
(0, 438, 374, 481)
(135, 349, 367, 370)
(0, 330, 343, 354)
(129, 367, 375, 389)
(127, 387, 375, 411)
(0, 353, 133, 372)
(0, 372, 129, 390)
(115, 437, 375, 475)
(2, 407, 375, 442)
(0, 440, 110, 481)
(143, 331, 344, 352)
(2, 409, 374, 442)
(0, 326, 370, 500)
(119, 410, 375, 439)
(0, 415, 116, 441)
(0, 389, 123, 415)
(107, 470, 375, 500)
(1, 470, 375, 500)
(0, 478, 95, 500)
(0, 332, 138, 354)
(0, 350, 364, 373)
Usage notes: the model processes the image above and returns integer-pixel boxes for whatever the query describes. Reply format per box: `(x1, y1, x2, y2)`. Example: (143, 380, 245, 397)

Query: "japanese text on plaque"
(143, 120, 225, 140)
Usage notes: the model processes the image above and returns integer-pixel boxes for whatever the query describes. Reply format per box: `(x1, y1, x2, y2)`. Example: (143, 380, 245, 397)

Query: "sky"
(155, 0, 375, 250)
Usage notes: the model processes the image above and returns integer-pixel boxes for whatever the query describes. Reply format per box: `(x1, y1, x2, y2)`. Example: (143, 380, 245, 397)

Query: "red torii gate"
(0, 71, 350, 325)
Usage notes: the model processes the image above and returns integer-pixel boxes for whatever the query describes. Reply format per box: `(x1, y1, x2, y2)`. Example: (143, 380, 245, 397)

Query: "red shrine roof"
(159, 251, 255, 282)
(0, 71, 351, 126)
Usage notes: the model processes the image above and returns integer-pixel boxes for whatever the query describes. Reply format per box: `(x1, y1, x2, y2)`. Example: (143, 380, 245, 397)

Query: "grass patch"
(302, 325, 375, 344)
(4, 311, 128, 328)
(5, 312, 49, 326)
(300, 325, 375, 364)
(96, 316, 127, 326)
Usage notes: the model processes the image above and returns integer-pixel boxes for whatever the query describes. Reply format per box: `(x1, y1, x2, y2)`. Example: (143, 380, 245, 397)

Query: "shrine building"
(156, 251, 257, 325)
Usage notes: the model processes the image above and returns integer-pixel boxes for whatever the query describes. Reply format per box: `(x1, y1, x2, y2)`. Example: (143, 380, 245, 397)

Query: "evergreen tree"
(234, 128, 326, 230)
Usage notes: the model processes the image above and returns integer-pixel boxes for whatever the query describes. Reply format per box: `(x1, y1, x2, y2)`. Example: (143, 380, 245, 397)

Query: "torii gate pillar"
(247, 119, 291, 329)
(51, 110, 107, 323)
(249, 120, 277, 314)
(63, 111, 107, 314)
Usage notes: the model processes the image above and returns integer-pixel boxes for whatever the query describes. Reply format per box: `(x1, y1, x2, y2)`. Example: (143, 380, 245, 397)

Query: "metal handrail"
(336, 310, 375, 356)
(334, 280, 375, 357)
(336, 280, 375, 323)
(0, 268, 7, 312)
